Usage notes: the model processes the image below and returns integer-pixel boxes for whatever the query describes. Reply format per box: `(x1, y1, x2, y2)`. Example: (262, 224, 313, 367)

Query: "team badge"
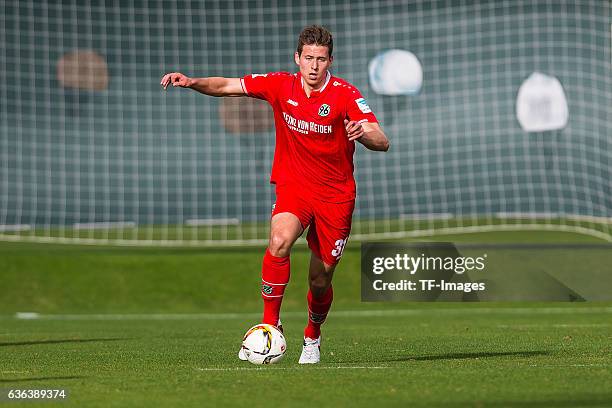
(262, 284, 273, 295)
(318, 104, 331, 117)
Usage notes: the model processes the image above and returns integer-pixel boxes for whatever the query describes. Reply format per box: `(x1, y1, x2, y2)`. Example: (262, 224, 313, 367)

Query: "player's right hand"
(160, 72, 192, 90)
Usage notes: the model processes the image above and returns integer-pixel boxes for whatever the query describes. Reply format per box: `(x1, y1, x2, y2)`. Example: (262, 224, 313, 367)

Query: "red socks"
(260, 248, 334, 339)
(304, 285, 333, 339)
(261, 249, 290, 326)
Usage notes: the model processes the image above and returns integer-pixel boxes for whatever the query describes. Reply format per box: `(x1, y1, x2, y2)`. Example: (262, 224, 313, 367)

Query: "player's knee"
(268, 233, 294, 257)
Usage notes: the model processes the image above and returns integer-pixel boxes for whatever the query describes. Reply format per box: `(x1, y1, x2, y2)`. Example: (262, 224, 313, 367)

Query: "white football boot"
(238, 319, 283, 361)
(298, 336, 321, 364)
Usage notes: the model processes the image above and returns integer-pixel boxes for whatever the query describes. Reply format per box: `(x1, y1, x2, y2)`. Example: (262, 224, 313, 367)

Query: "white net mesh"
(1, 0, 610, 245)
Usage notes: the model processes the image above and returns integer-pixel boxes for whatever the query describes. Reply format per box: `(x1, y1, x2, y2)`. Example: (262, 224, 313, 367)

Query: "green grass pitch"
(1, 230, 611, 407)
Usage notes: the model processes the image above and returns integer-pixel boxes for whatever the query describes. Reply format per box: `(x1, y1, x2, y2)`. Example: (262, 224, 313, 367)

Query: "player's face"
(295, 44, 333, 89)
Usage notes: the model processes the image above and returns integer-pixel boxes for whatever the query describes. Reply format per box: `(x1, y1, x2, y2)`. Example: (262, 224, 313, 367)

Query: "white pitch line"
(194, 366, 390, 371)
(332, 307, 612, 317)
(7, 307, 612, 321)
(10, 312, 263, 321)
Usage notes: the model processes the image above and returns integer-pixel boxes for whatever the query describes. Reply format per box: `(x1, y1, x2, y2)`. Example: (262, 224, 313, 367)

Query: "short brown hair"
(297, 25, 333, 57)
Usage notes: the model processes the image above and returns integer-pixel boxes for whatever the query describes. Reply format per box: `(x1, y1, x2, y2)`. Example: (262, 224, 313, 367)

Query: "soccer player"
(161, 25, 389, 364)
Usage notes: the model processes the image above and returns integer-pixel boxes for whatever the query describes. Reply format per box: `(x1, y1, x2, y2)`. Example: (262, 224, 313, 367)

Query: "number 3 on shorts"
(331, 238, 348, 259)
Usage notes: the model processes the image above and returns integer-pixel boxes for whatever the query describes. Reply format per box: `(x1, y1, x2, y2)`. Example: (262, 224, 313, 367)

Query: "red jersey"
(241, 71, 378, 202)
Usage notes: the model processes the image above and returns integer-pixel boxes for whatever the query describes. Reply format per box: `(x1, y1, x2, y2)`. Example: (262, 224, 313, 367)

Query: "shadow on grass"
(0, 376, 84, 383)
(400, 350, 549, 362)
(338, 350, 549, 364)
(0, 338, 131, 347)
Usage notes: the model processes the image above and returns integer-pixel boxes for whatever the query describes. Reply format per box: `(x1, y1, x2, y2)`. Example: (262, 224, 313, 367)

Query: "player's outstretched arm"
(160, 72, 245, 97)
(345, 120, 390, 152)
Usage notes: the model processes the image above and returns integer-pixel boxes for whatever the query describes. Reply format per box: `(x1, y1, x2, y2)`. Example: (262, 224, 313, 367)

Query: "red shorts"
(271, 184, 354, 266)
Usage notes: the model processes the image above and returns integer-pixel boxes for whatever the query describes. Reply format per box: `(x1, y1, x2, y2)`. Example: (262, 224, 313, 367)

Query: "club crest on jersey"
(355, 98, 372, 114)
(318, 104, 331, 117)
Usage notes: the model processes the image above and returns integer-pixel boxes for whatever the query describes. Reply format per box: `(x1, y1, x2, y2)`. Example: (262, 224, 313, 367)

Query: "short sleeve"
(241, 72, 288, 103)
(346, 89, 378, 124)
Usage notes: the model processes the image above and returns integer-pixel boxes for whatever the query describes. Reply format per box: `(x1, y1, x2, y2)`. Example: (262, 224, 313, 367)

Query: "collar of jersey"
(299, 71, 331, 99)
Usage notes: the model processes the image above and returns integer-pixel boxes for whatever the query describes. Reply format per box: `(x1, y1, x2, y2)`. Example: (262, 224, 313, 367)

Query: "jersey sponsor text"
(282, 112, 332, 135)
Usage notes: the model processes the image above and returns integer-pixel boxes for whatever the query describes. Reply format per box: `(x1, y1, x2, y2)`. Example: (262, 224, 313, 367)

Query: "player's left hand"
(344, 119, 364, 141)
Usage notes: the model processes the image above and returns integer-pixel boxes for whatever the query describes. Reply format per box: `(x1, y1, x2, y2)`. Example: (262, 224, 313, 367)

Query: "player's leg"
(298, 254, 336, 364)
(240, 186, 311, 361)
(260, 212, 303, 327)
(299, 199, 354, 364)
(305, 252, 336, 339)
(261, 183, 313, 327)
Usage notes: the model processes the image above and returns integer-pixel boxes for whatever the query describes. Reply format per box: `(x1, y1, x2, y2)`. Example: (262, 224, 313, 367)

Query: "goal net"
(1, 0, 610, 245)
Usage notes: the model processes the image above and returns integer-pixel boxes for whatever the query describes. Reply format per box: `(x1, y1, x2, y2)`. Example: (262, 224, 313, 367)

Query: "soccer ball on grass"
(241, 324, 286, 365)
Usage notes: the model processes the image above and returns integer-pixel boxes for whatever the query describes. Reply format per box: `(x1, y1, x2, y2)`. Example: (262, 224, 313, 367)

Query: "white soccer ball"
(241, 324, 286, 365)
